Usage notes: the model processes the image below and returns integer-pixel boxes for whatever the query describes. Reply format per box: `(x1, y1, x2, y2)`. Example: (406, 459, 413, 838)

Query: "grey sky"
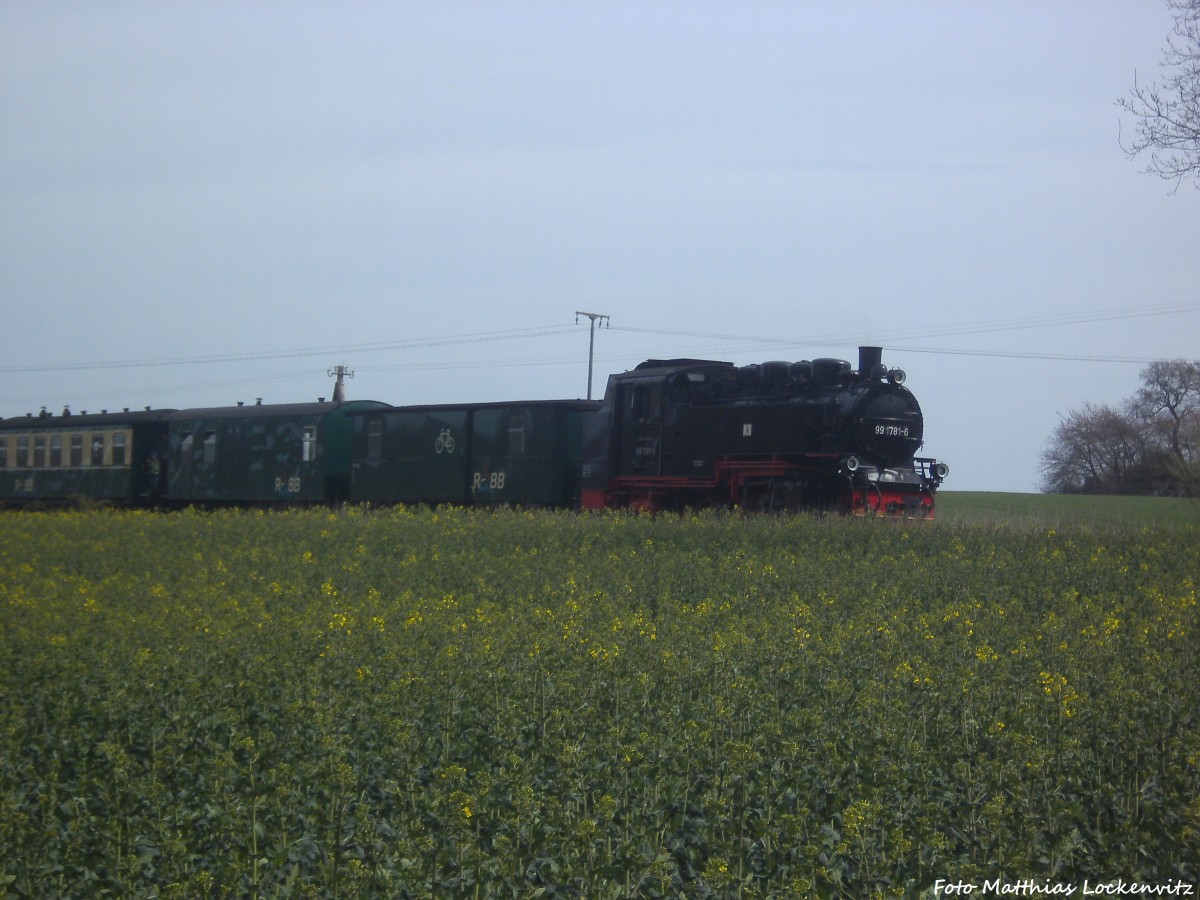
(3, 1, 1198, 492)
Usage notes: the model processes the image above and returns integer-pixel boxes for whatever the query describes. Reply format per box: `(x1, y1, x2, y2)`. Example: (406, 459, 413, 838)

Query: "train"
(0, 346, 947, 515)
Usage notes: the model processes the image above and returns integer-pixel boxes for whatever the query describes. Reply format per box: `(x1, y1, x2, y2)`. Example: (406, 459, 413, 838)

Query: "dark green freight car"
(167, 400, 391, 504)
(349, 400, 599, 507)
(0, 408, 174, 504)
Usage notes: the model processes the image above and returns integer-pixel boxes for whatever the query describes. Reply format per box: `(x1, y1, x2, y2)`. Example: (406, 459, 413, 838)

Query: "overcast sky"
(3, 1, 1198, 492)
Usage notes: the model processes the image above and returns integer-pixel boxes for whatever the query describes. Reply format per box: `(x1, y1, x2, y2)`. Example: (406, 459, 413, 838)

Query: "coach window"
(91, 434, 106, 466)
(0, 437, 7, 468)
(34, 436, 47, 468)
(203, 431, 217, 464)
(302, 426, 318, 462)
(180, 432, 194, 460)
(18, 436, 30, 467)
(507, 416, 526, 456)
(70, 434, 83, 467)
(112, 432, 127, 466)
(50, 435, 63, 467)
(366, 419, 383, 459)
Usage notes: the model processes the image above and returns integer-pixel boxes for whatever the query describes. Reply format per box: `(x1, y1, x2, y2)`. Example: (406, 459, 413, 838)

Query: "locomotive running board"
(591, 454, 938, 515)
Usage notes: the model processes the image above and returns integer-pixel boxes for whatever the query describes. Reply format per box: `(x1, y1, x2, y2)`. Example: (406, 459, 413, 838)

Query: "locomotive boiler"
(580, 346, 947, 515)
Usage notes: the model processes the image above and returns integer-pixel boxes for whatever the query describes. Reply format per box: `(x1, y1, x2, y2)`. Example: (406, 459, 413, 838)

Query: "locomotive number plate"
(874, 424, 911, 437)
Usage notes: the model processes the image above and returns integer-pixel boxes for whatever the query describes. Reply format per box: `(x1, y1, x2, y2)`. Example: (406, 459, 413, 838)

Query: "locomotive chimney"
(858, 346, 883, 376)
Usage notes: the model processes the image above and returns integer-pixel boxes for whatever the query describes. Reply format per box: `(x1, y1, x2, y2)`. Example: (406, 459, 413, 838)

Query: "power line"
(882, 347, 1166, 364)
(609, 301, 1199, 349)
(4, 301, 1195, 380)
(0, 324, 578, 375)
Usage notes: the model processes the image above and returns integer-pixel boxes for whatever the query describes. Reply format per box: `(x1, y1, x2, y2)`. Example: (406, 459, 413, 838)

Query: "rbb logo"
(473, 471, 505, 491)
(275, 477, 301, 494)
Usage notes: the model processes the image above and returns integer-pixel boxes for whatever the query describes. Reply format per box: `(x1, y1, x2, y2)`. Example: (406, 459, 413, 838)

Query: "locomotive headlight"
(843, 455, 861, 473)
(887, 368, 906, 385)
(934, 462, 949, 479)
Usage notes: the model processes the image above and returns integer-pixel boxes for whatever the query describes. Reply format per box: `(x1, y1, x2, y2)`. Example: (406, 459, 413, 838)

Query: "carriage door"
(619, 379, 664, 476)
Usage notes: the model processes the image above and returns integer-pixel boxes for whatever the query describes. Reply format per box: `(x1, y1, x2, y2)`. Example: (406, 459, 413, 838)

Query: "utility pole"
(575, 311, 609, 400)
(328, 365, 354, 403)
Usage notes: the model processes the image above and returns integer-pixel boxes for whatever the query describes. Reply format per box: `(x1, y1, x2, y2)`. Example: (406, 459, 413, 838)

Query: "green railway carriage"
(0, 408, 174, 504)
(166, 400, 391, 504)
(349, 400, 599, 507)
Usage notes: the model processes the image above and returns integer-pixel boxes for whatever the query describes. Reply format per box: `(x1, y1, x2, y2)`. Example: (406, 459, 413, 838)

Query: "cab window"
(630, 383, 662, 421)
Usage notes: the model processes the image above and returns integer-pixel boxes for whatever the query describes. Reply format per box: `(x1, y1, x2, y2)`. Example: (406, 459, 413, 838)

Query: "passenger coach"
(349, 400, 599, 507)
(0, 408, 174, 504)
(166, 399, 391, 504)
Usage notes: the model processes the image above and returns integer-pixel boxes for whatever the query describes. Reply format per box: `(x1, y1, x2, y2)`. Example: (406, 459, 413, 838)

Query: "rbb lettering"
(473, 472, 505, 491)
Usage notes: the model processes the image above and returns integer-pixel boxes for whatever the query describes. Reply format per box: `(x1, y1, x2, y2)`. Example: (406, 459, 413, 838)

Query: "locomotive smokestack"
(858, 346, 883, 376)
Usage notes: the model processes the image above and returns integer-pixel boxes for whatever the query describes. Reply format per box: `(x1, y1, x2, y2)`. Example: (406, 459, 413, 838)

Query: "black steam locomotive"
(580, 345, 946, 515)
(1, 346, 946, 515)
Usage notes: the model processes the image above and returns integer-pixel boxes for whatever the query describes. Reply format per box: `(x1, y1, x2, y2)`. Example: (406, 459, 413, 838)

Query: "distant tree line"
(1040, 360, 1200, 496)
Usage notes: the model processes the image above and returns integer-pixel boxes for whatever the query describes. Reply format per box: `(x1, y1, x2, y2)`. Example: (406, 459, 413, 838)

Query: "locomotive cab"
(581, 359, 733, 509)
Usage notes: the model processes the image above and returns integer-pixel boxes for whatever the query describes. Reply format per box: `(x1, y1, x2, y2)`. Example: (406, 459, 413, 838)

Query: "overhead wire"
(0, 324, 579, 374)
(4, 302, 1196, 385)
(609, 301, 1200, 358)
(358, 301, 1199, 373)
(880, 347, 1164, 364)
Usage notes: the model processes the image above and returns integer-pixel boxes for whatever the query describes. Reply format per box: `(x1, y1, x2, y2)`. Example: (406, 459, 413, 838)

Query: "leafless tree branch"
(1118, 0, 1200, 191)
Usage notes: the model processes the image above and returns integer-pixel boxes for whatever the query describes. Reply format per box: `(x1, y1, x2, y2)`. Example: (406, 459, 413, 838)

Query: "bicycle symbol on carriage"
(435, 428, 455, 454)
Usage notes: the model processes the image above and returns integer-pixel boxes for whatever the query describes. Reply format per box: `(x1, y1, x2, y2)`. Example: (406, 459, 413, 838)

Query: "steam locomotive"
(579, 345, 947, 515)
(0, 346, 947, 515)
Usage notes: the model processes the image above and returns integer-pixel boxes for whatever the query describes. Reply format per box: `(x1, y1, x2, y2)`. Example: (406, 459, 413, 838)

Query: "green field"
(1, 506, 1197, 897)
(936, 491, 1200, 529)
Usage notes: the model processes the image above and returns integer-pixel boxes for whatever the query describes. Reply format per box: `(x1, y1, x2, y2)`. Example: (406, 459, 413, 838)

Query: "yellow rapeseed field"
(1, 507, 1197, 897)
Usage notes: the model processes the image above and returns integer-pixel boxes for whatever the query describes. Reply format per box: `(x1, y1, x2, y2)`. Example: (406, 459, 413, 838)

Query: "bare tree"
(1039, 403, 1148, 494)
(1133, 359, 1200, 459)
(1118, 0, 1200, 190)
(1042, 360, 1200, 496)
(1131, 359, 1200, 495)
